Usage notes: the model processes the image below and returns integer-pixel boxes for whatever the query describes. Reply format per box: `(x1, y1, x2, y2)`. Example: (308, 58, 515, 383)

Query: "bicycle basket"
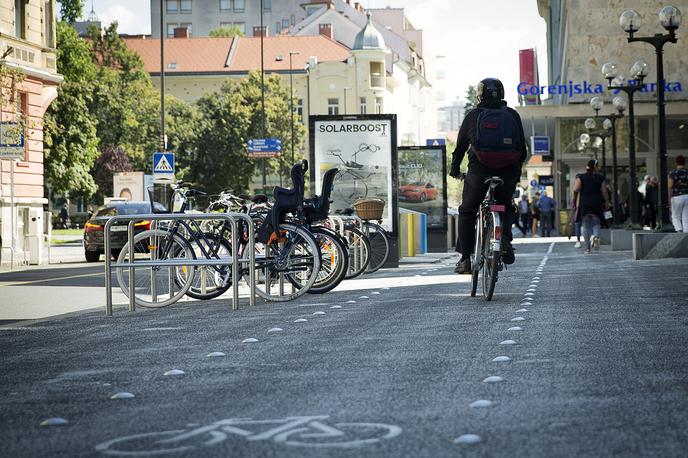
(147, 186, 170, 214)
(353, 198, 385, 220)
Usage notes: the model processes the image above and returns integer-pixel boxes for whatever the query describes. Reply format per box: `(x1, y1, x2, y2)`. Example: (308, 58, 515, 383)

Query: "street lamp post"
(602, 61, 647, 228)
(620, 6, 681, 231)
(591, 96, 627, 224)
(288, 51, 300, 165)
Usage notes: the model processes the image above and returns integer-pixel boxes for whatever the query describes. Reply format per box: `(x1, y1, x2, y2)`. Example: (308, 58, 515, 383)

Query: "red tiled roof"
(226, 35, 350, 72)
(124, 37, 234, 73)
(123, 35, 351, 74)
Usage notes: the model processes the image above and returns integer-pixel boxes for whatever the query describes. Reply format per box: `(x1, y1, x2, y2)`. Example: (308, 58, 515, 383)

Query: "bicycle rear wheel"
(364, 222, 390, 273)
(482, 213, 499, 301)
(343, 226, 370, 279)
(116, 229, 196, 308)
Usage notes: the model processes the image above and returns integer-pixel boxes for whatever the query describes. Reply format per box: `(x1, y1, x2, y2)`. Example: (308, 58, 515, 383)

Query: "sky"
(86, 0, 549, 106)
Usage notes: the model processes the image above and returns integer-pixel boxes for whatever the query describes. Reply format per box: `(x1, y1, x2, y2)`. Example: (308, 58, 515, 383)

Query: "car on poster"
(399, 181, 439, 202)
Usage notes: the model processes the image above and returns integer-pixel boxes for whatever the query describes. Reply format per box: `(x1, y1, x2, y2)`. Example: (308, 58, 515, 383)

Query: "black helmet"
(477, 78, 504, 102)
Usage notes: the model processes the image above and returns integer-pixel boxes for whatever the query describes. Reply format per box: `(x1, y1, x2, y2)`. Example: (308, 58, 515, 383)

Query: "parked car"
(399, 181, 438, 202)
(83, 201, 164, 262)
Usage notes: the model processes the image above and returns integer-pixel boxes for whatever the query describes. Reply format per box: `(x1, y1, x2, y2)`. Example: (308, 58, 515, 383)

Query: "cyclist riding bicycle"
(450, 77, 528, 274)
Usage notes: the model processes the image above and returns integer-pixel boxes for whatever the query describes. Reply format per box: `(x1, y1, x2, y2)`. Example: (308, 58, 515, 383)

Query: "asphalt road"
(1, 240, 687, 457)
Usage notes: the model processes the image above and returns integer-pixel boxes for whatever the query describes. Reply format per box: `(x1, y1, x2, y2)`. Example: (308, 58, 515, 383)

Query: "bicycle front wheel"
(364, 222, 390, 273)
(116, 229, 196, 308)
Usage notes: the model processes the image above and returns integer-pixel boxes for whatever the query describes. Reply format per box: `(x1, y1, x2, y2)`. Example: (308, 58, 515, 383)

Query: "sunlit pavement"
(1, 239, 686, 457)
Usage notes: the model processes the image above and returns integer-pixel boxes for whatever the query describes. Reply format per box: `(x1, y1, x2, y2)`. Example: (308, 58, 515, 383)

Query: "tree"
(209, 26, 245, 38)
(165, 96, 201, 181)
(463, 85, 479, 115)
(44, 21, 99, 197)
(185, 72, 306, 194)
(91, 146, 133, 198)
(58, 0, 83, 24)
(88, 22, 161, 170)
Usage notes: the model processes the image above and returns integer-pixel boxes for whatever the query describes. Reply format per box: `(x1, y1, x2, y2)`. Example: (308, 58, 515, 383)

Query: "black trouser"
(455, 168, 519, 257)
(519, 214, 530, 233)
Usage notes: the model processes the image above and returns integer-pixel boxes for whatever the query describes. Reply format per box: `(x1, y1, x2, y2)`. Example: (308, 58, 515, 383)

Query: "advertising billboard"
(114, 172, 146, 201)
(310, 115, 398, 236)
(397, 146, 448, 230)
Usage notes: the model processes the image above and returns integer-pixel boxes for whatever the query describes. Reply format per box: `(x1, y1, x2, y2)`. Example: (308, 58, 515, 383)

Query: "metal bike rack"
(104, 212, 255, 316)
(328, 215, 366, 276)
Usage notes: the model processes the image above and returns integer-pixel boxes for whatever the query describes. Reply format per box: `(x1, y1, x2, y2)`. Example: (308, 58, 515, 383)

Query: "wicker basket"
(353, 198, 385, 220)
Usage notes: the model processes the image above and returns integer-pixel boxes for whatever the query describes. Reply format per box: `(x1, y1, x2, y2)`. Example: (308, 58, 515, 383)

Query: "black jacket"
(450, 99, 528, 176)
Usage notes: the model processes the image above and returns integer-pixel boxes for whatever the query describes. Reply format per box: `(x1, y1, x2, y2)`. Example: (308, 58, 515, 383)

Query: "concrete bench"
(611, 229, 646, 251)
(633, 232, 688, 260)
(599, 228, 611, 245)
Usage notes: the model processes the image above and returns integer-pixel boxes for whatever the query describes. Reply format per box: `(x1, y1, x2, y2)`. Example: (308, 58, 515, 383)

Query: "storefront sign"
(517, 80, 683, 97)
(398, 146, 447, 230)
(531, 136, 550, 155)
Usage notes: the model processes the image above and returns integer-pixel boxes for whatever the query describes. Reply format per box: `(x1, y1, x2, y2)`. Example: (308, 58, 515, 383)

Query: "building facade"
(150, 0, 324, 38)
(517, 0, 688, 219)
(0, 0, 61, 266)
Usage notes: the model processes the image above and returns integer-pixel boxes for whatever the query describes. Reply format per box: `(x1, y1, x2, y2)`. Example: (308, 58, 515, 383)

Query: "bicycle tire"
(183, 233, 233, 300)
(482, 212, 499, 301)
(303, 228, 348, 294)
(116, 229, 196, 308)
(248, 224, 321, 302)
(343, 226, 370, 279)
(470, 217, 481, 297)
(364, 222, 390, 273)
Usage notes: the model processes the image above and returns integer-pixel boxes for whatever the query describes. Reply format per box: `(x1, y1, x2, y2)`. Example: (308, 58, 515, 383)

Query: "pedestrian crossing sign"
(153, 152, 175, 182)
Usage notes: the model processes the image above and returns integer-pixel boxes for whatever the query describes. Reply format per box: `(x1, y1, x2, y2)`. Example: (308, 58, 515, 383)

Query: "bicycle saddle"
(484, 176, 505, 186)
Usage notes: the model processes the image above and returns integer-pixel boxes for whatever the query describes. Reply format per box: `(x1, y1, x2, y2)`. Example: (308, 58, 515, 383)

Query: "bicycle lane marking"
(94, 416, 403, 455)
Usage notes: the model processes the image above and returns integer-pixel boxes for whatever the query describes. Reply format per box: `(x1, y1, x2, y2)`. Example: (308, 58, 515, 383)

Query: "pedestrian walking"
(669, 154, 688, 232)
(59, 203, 70, 229)
(571, 184, 583, 248)
(536, 192, 556, 237)
(573, 159, 610, 253)
(517, 194, 530, 236)
(531, 192, 540, 237)
(644, 176, 658, 229)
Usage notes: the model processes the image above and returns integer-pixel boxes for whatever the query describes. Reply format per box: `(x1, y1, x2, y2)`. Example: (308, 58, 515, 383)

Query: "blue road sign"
(248, 138, 282, 153)
(426, 138, 446, 146)
(530, 179, 538, 187)
(531, 136, 550, 155)
(153, 152, 175, 179)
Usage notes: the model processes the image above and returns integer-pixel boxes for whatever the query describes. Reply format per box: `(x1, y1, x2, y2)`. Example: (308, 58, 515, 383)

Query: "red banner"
(519, 49, 540, 105)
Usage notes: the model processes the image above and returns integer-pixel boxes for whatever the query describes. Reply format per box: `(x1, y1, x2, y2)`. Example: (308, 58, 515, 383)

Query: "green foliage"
(165, 96, 201, 180)
(44, 21, 99, 197)
(464, 85, 478, 115)
(209, 26, 245, 38)
(88, 22, 160, 170)
(445, 139, 468, 209)
(58, 0, 83, 24)
(44, 82, 99, 196)
(183, 72, 306, 194)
